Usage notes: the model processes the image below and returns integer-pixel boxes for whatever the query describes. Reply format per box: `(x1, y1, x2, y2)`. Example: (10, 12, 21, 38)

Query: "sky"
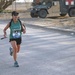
(16, 0, 33, 2)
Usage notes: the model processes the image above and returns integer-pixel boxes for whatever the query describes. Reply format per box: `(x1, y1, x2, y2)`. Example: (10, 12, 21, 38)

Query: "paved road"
(0, 22, 75, 75)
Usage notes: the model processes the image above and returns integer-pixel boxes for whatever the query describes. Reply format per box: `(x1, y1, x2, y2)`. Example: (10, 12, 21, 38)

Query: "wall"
(16, 0, 33, 2)
(5, 2, 32, 12)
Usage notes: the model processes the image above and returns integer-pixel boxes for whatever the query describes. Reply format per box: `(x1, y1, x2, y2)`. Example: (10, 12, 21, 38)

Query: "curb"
(0, 19, 75, 35)
(25, 23, 75, 35)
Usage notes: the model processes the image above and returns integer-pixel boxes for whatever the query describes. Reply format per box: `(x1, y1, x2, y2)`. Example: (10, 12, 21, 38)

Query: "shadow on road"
(47, 16, 69, 19)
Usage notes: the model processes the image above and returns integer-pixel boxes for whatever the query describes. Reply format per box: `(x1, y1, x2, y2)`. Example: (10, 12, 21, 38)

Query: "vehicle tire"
(68, 7, 75, 17)
(30, 12, 38, 18)
(60, 14, 67, 16)
(38, 9, 47, 18)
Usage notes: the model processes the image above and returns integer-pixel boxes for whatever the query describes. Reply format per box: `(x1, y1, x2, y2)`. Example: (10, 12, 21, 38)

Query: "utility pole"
(12, 0, 13, 11)
(15, 0, 16, 10)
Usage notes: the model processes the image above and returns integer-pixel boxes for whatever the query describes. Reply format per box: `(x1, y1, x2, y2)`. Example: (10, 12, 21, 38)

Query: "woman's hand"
(23, 28, 26, 34)
(22, 24, 26, 34)
(3, 31, 7, 38)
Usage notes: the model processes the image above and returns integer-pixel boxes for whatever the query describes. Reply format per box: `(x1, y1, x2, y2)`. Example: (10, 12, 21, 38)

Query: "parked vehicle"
(30, 0, 75, 18)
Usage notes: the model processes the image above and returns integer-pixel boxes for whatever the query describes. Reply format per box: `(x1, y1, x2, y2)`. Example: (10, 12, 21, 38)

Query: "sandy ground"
(0, 12, 75, 31)
(0, 2, 75, 31)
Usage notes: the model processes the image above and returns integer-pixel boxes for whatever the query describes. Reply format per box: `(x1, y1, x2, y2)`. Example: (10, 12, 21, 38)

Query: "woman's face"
(12, 15, 18, 22)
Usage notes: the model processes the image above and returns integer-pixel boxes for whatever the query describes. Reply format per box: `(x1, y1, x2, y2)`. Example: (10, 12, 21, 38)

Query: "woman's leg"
(10, 41, 18, 61)
(10, 41, 19, 67)
(17, 45, 20, 53)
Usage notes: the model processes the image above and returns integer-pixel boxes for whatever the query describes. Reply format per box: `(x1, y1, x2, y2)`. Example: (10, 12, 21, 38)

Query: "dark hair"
(12, 11, 19, 16)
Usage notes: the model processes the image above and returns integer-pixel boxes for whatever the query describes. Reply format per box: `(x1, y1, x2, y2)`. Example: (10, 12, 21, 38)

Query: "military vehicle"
(30, 0, 75, 18)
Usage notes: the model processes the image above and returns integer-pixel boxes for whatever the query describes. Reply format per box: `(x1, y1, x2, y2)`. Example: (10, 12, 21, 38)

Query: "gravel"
(0, 12, 75, 31)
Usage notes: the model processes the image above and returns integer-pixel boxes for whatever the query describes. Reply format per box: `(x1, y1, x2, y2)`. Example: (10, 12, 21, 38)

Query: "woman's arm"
(21, 24, 26, 34)
(3, 23, 10, 37)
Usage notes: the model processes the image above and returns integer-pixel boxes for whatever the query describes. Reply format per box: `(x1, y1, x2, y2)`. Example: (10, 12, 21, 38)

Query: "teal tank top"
(9, 20, 22, 39)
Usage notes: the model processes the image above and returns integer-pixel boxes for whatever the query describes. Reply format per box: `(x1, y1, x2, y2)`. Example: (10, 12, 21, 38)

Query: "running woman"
(3, 11, 26, 67)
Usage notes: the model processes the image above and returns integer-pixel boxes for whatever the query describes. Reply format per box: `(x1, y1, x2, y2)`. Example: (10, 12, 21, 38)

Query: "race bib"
(12, 30, 21, 38)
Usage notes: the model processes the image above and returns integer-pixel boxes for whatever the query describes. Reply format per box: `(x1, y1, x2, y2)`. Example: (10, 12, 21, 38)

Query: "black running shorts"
(9, 38, 22, 45)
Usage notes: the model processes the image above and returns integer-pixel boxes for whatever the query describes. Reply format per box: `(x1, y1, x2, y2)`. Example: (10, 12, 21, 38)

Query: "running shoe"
(14, 61, 19, 67)
(9, 47, 13, 56)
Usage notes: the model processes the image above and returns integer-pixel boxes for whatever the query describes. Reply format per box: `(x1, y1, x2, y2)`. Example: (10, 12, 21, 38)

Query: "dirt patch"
(0, 12, 75, 31)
